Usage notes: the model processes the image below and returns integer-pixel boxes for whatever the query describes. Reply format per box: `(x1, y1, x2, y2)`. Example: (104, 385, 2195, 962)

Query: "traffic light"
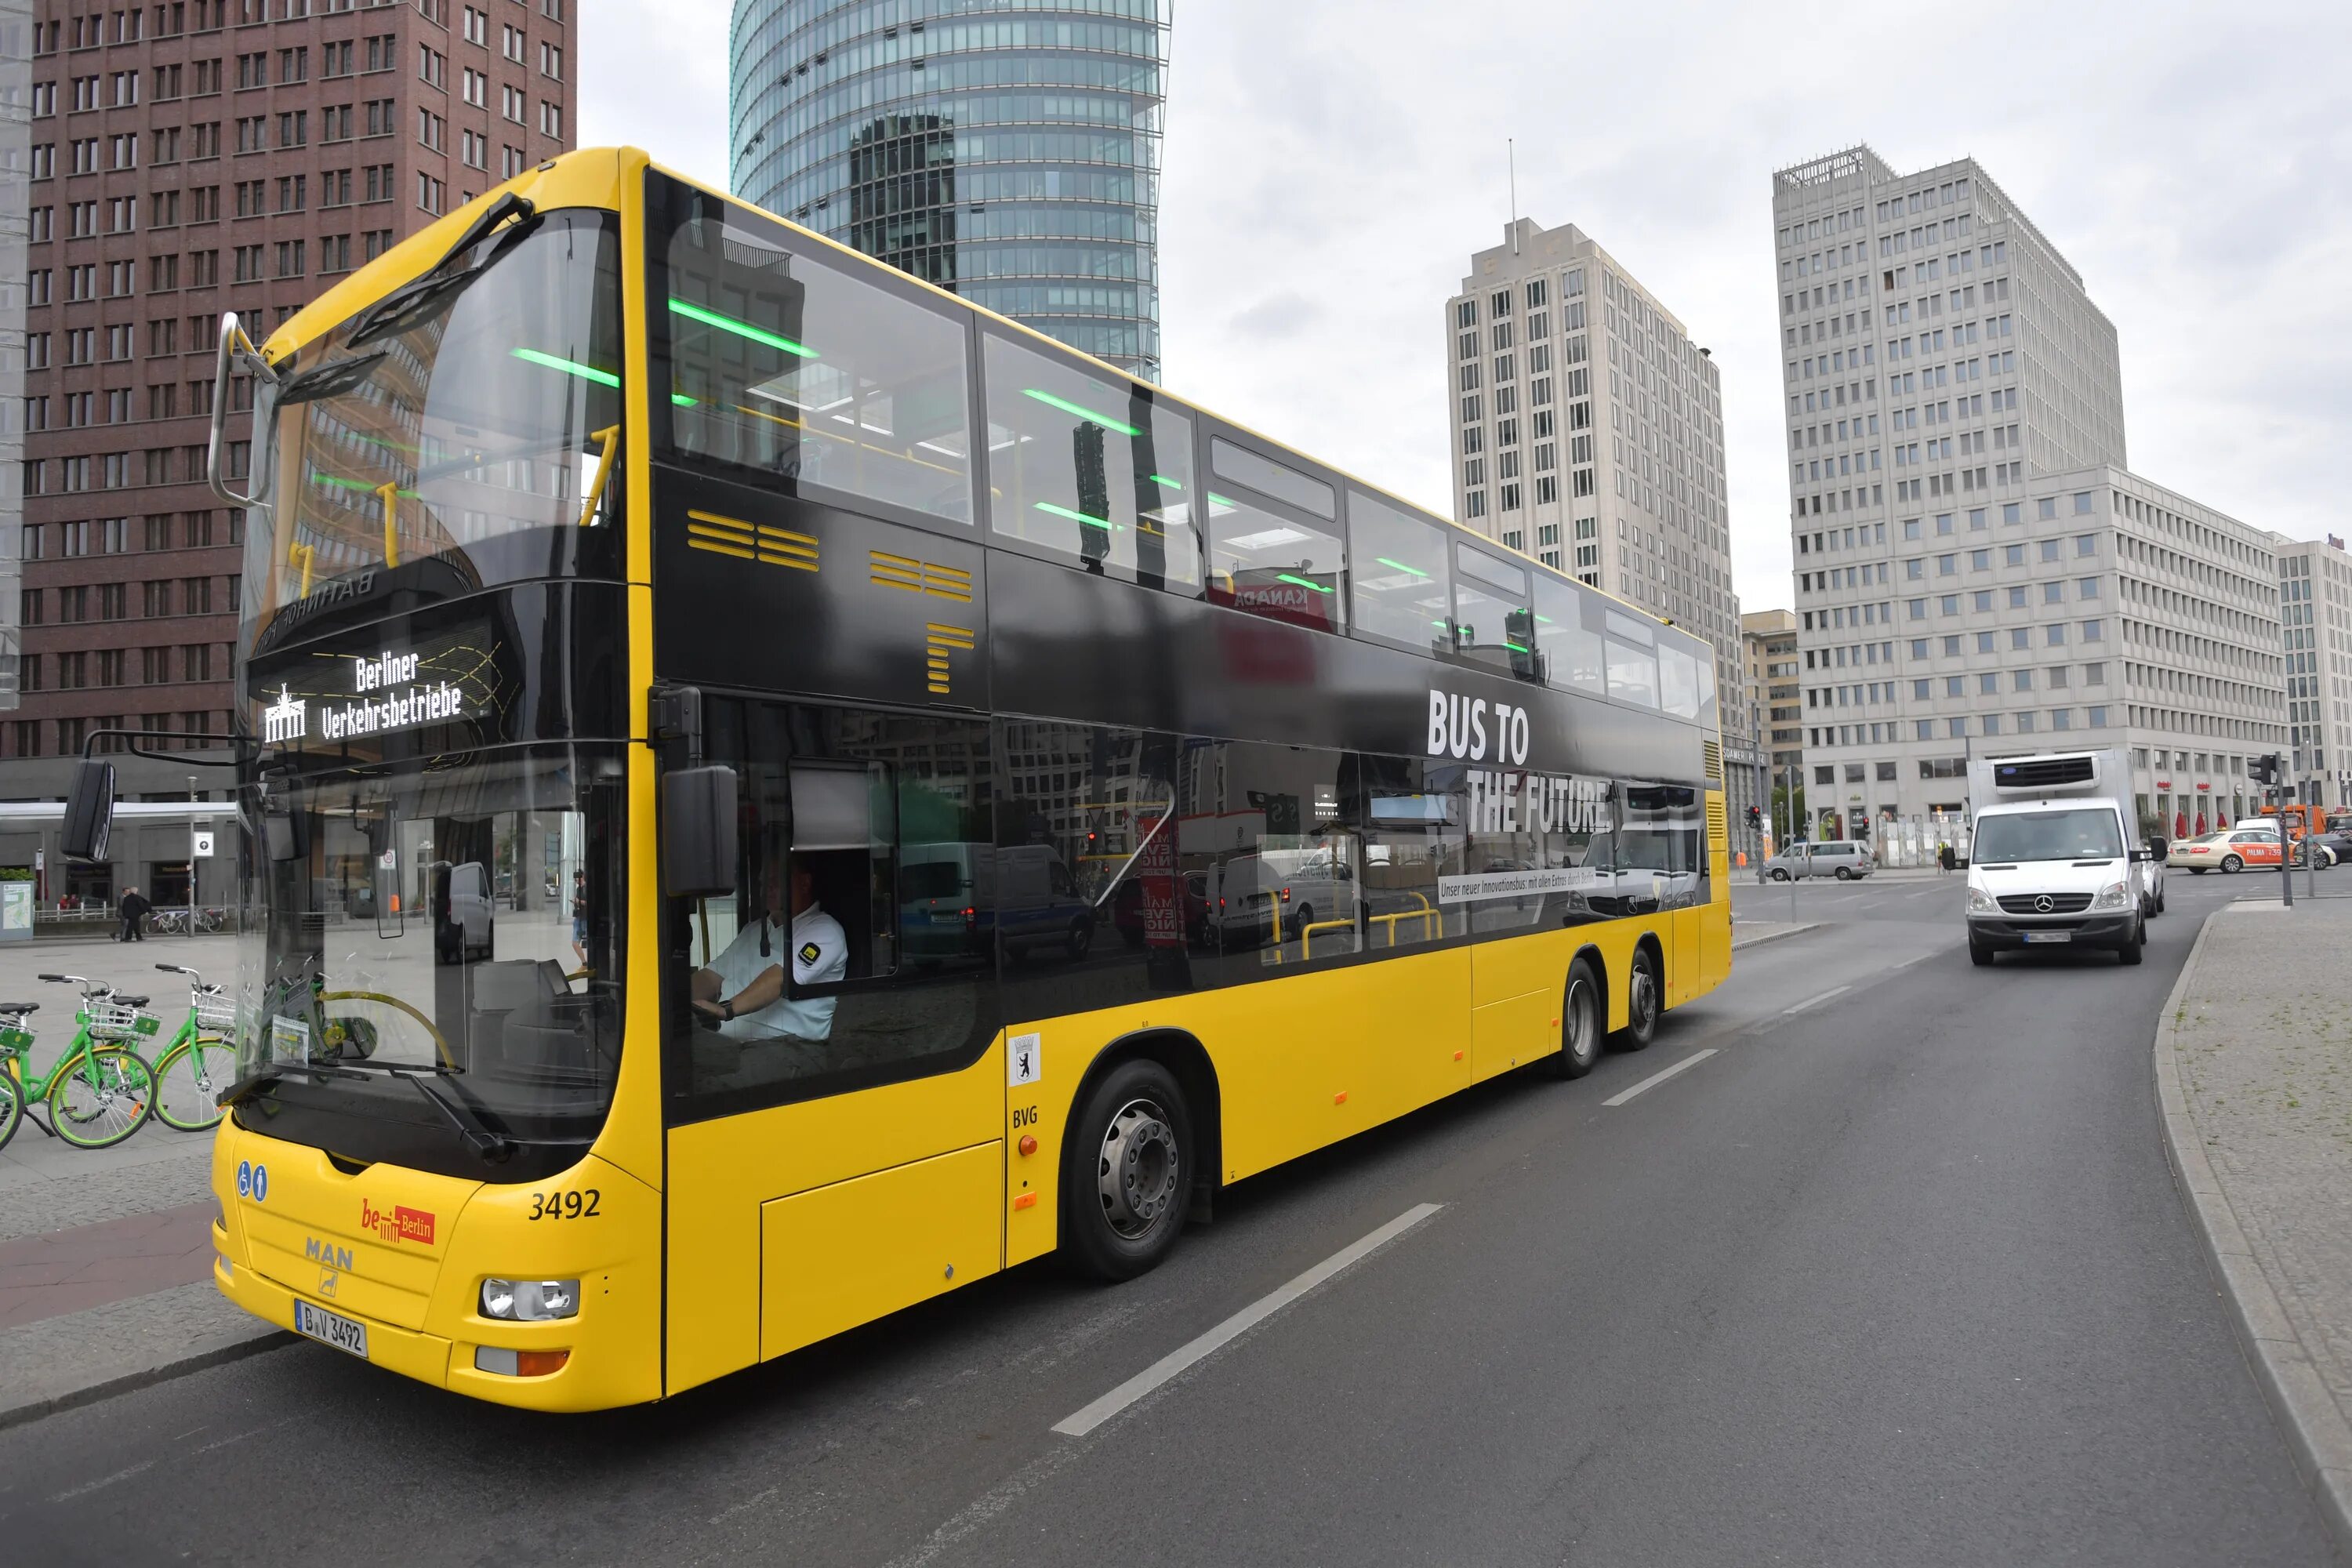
(2252, 753, 2281, 786)
(1747, 805, 1762, 827)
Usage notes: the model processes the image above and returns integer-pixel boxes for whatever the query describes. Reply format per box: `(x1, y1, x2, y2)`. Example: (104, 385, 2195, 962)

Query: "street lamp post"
(188, 773, 199, 938)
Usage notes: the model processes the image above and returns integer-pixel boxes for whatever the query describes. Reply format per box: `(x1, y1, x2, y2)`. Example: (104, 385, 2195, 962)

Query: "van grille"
(1997, 892, 2092, 915)
(1992, 756, 2096, 791)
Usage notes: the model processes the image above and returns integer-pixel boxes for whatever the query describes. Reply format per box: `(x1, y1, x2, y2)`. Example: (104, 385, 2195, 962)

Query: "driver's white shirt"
(710, 904, 846, 1040)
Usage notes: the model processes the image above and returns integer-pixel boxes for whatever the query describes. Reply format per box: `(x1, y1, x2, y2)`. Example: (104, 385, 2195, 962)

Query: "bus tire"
(1546, 957, 1603, 1080)
(1062, 1058, 1192, 1283)
(1613, 945, 1661, 1052)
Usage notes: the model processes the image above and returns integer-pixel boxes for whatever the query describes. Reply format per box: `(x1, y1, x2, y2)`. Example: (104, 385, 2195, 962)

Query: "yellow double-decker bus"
(67, 148, 1730, 1410)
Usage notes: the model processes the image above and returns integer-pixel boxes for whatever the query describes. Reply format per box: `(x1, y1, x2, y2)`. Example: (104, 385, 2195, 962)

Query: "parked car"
(1761, 840, 1875, 880)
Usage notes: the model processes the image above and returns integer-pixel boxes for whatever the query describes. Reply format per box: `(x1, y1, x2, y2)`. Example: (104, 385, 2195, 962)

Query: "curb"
(1730, 922, 1820, 953)
(0, 1323, 293, 1433)
(2153, 906, 2352, 1561)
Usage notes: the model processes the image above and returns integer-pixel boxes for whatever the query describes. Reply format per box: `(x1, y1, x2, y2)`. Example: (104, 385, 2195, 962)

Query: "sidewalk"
(1730, 920, 1820, 952)
(2158, 899, 2352, 1557)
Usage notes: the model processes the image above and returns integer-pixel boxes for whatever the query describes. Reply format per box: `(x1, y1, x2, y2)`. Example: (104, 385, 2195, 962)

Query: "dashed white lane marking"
(1602, 1048, 1720, 1107)
(49, 1459, 154, 1502)
(1783, 985, 1853, 1015)
(1049, 1203, 1443, 1438)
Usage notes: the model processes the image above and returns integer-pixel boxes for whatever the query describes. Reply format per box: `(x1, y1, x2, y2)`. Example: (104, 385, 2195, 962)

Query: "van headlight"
(1965, 885, 1996, 913)
(480, 1278, 579, 1321)
(2092, 880, 2131, 910)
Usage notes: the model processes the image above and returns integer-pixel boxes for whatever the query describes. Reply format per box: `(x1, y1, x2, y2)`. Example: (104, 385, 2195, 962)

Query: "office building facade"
(731, 0, 1170, 379)
(2273, 532, 2352, 810)
(0, 0, 32, 712)
(1742, 607, 1799, 848)
(1444, 218, 1751, 828)
(13, 0, 572, 905)
(1772, 146, 2281, 851)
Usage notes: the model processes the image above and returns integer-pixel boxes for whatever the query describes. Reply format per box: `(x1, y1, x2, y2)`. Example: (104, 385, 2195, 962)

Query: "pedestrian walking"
(118, 884, 152, 942)
(1937, 841, 1955, 875)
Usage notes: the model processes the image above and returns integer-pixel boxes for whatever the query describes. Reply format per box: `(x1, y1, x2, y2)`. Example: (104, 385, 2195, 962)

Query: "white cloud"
(590, 0, 2352, 612)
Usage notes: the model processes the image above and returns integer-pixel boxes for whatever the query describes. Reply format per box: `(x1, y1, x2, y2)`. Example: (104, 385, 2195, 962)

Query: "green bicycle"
(150, 963, 241, 1133)
(0, 975, 162, 1152)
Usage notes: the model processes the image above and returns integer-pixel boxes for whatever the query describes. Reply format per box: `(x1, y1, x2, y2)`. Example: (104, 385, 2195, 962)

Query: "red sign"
(361, 1198, 437, 1245)
(1134, 814, 1183, 949)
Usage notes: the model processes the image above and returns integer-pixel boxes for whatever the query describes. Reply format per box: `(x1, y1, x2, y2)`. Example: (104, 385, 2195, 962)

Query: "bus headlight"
(1965, 885, 1996, 913)
(2092, 880, 2131, 911)
(480, 1278, 579, 1321)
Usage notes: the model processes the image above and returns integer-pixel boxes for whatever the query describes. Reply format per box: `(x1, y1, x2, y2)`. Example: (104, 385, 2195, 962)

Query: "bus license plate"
(293, 1300, 370, 1360)
(2022, 931, 2070, 944)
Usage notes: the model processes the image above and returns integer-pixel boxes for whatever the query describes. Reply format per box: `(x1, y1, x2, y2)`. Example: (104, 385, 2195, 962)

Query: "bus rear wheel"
(1546, 957, 1603, 1080)
(1062, 1058, 1192, 1283)
(1613, 947, 1661, 1052)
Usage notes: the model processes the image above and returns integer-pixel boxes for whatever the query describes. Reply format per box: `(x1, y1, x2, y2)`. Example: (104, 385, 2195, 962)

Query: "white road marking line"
(49, 1458, 155, 1502)
(1906, 887, 1942, 898)
(1049, 1203, 1443, 1438)
(1887, 953, 1935, 971)
(1602, 1048, 1719, 1107)
(1783, 985, 1853, 1015)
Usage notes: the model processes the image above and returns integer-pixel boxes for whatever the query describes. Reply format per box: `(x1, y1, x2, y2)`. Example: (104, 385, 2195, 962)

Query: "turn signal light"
(1018, 1134, 1037, 1156)
(474, 1345, 571, 1377)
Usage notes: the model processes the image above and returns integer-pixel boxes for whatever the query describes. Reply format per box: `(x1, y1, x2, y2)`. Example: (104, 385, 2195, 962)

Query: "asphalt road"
(0, 870, 2336, 1566)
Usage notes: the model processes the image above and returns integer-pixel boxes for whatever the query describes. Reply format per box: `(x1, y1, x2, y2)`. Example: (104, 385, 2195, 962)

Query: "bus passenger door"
(662, 701, 1004, 1394)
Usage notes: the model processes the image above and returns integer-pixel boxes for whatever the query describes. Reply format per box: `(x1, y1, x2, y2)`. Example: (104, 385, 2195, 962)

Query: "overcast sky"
(586, 2, 2352, 614)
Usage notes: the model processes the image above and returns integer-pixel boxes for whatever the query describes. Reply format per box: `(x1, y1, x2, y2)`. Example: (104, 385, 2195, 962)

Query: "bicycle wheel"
(153, 1037, 237, 1132)
(0, 1068, 21, 1153)
(49, 1046, 156, 1149)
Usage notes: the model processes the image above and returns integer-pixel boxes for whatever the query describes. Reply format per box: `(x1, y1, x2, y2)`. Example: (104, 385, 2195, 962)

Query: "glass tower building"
(731, 0, 1170, 380)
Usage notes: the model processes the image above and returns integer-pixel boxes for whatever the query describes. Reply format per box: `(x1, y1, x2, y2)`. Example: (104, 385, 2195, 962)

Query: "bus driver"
(691, 854, 848, 1044)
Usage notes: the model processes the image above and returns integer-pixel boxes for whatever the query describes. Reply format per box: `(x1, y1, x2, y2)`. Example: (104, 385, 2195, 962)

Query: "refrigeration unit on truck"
(1961, 748, 2161, 967)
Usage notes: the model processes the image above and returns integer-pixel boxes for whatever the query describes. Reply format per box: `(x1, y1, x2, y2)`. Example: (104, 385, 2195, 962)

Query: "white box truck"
(1962, 747, 2161, 967)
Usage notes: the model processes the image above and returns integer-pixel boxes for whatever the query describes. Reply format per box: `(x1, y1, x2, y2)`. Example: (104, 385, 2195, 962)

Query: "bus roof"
(263, 146, 1685, 648)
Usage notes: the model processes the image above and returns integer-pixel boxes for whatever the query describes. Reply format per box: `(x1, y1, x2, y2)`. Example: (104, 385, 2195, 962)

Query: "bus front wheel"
(1613, 947, 1661, 1052)
(1062, 1058, 1193, 1283)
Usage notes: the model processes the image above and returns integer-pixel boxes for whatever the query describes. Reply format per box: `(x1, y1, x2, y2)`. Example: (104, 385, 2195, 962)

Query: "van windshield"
(1972, 808, 2124, 864)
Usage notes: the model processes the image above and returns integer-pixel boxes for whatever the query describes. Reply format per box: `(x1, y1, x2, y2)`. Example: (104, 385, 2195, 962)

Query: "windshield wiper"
(345, 191, 538, 349)
(386, 1065, 515, 1163)
(276, 346, 390, 407)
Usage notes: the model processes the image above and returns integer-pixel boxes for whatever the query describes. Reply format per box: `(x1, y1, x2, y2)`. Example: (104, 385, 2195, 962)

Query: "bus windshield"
(244, 209, 624, 652)
(232, 742, 626, 1177)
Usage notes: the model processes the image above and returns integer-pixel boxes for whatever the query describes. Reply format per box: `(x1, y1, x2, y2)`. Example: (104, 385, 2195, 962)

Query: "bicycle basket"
(195, 999, 238, 1033)
(90, 1003, 158, 1037)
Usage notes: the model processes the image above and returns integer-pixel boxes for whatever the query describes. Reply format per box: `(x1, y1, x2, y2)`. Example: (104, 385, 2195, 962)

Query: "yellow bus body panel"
(760, 1141, 1004, 1361)
(664, 1038, 1005, 1395)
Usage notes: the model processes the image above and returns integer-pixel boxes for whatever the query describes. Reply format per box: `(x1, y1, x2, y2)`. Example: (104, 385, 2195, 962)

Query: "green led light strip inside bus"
(668, 298, 818, 359)
(1022, 389, 1139, 436)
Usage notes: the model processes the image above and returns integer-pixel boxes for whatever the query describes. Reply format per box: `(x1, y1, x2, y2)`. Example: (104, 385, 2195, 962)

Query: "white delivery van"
(1962, 748, 2160, 967)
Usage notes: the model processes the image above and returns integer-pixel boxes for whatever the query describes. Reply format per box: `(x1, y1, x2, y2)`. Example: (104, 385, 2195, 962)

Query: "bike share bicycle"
(0, 975, 162, 1152)
(150, 963, 242, 1132)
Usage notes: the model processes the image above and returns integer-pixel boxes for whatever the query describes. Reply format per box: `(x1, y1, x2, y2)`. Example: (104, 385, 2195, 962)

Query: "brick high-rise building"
(13, 0, 572, 906)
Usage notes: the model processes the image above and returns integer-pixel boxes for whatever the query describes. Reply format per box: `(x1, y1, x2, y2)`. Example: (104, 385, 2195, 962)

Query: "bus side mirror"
(61, 760, 116, 861)
(260, 780, 310, 863)
(663, 766, 739, 898)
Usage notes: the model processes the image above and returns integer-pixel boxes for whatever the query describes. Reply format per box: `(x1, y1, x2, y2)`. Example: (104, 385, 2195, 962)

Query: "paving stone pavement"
(2165, 898, 2352, 1555)
(0, 1200, 216, 1329)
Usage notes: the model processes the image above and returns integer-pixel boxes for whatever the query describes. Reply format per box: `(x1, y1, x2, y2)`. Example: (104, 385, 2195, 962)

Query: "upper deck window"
(1453, 544, 1534, 675)
(656, 187, 972, 527)
(246, 208, 623, 653)
(1346, 489, 1450, 654)
(1206, 439, 1344, 633)
(981, 333, 1198, 589)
